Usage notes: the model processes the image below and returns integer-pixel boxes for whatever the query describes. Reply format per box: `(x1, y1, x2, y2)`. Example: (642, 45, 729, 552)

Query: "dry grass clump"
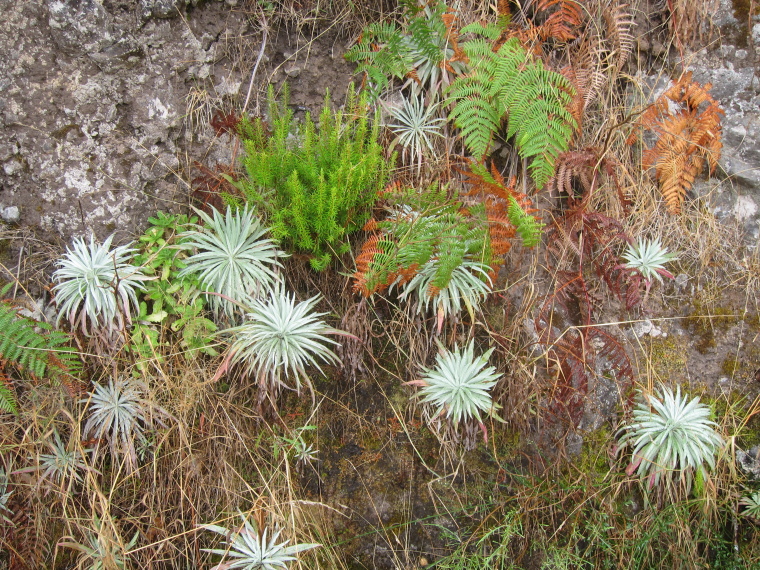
(0, 342, 339, 568)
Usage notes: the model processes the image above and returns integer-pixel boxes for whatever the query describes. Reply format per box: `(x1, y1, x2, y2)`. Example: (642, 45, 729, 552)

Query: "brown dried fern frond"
(634, 72, 724, 214)
(603, 2, 635, 70)
(549, 147, 628, 210)
(535, 269, 634, 426)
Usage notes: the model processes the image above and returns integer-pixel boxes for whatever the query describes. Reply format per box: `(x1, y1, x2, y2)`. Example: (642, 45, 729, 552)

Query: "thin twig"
(242, 14, 269, 115)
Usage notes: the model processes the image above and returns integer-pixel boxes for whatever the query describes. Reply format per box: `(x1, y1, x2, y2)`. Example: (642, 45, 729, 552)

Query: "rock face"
(0, 0, 240, 245)
(0, 0, 359, 247)
(663, 0, 760, 240)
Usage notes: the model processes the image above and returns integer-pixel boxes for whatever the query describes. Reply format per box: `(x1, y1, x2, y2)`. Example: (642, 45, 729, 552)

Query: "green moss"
(577, 427, 613, 482)
(645, 334, 689, 381)
(722, 356, 741, 376)
(683, 300, 738, 354)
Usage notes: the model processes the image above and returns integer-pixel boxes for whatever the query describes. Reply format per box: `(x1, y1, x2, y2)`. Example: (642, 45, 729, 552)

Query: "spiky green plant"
(385, 94, 445, 172)
(0, 467, 12, 525)
(621, 237, 678, 284)
(224, 291, 341, 399)
(617, 386, 723, 490)
(59, 514, 137, 570)
(202, 512, 320, 570)
(408, 341, 501, 426)
(81, 377, 160, 473)
(53, 234, 148, 337)
(39, 430, 92, 485)
(179, 206, 285, 321)
(15, 430, 97, 491)
(281, 425, 319, 471)
(740, 490, 760, 521)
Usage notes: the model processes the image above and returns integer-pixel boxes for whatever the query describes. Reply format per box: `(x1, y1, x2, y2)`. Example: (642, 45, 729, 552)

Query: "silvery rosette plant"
(202, 512, 320, 570)
(59, 514, 137, 570)
(408, 341, 501, 445)
(617, 386, 723, 491)
(0, 467, 12, 524)
(223, 290, 344, 401)
(621, 237, 679, 300)
(53, 234, 148, 338)
(179, 206, 285, 322)
(384, 94, 445, 172)
(81, 377, 165, 473)
(15, 430, 98, 493)
(398, 259, 492, 328)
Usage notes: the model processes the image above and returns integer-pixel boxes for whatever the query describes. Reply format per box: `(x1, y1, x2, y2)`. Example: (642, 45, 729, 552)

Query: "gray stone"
(738, 446, 760, 480)
(631, 319, 666, 339)
(0, 0, 245, 243)
(1, 206, 20, 223)
(141, 0, 187, 19)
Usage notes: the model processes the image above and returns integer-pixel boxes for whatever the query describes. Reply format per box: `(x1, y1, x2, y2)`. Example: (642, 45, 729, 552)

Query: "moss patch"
(644, 334, 689, 382)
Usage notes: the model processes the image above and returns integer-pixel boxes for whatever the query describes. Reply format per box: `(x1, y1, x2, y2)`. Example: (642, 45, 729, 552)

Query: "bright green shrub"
(235, 84, 392, 271)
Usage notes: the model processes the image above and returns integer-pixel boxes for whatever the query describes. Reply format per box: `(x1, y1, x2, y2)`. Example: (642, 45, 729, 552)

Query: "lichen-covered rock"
(0, 0, 240, 245)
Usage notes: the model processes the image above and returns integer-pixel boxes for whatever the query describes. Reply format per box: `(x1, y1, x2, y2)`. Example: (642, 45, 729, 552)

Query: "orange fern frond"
(353, 233, 385, 297)
(426, 284, 442, 298)
(634, 72, 723, 214)
(442, 12, 466, 64)
(536, 0, 585, 42)
(654, 153, 699, 213)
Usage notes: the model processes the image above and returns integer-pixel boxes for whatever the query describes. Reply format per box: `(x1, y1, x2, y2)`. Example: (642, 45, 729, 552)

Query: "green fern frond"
(345, 22, 410, 99)
(507, 196, 544, 247)
(358, 184, 495, 299)
(447, 36, 576, 188)
(0, 375, 16, 414)
(448, 98, 501, 159)
(346, 2, 466, 98)
(459, 21, 505, 40)
(0, 298, 81, 403)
